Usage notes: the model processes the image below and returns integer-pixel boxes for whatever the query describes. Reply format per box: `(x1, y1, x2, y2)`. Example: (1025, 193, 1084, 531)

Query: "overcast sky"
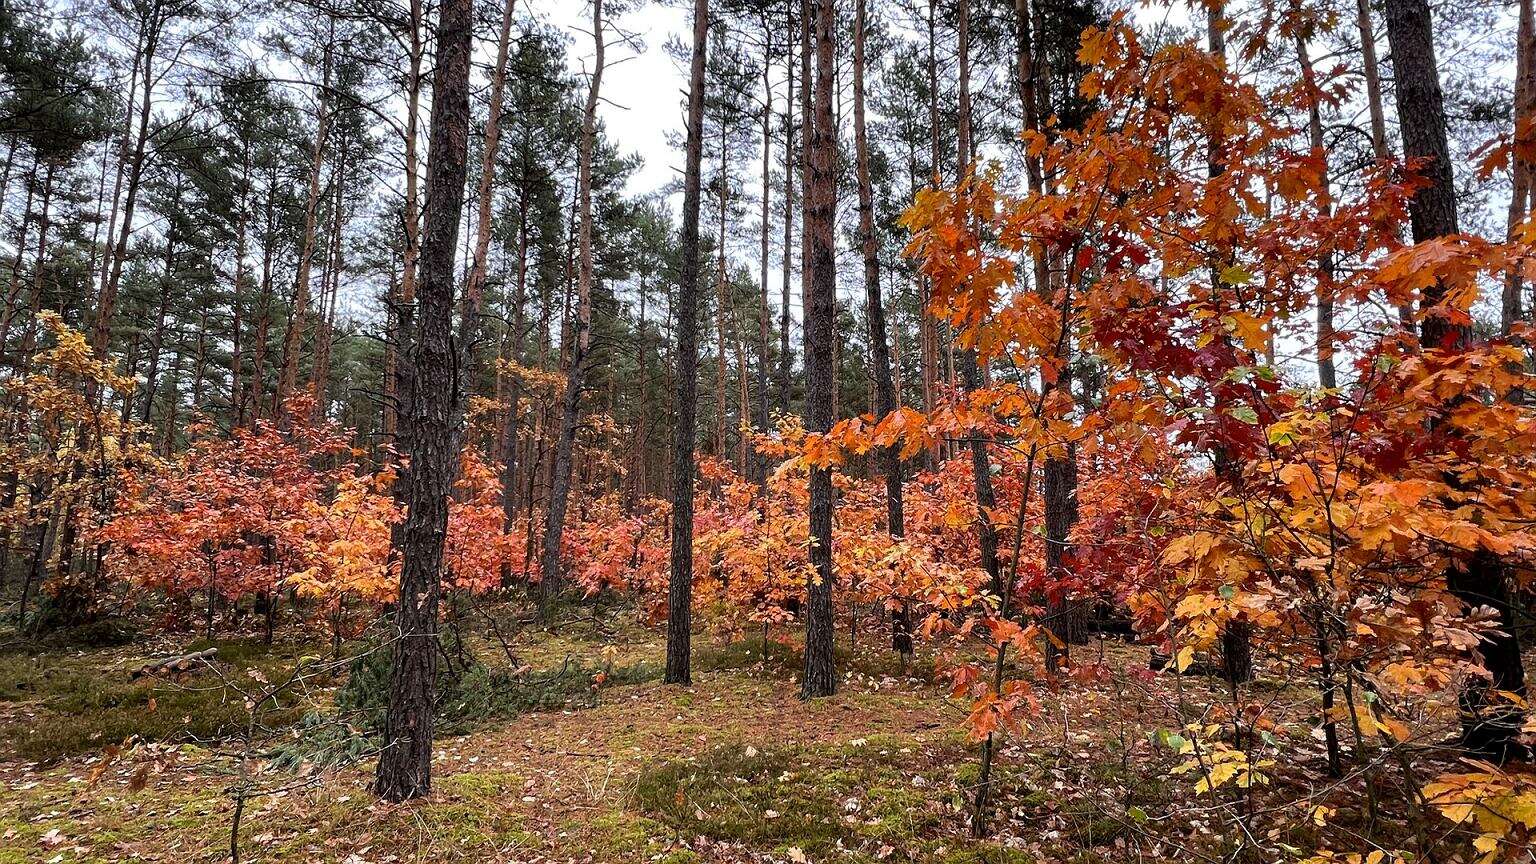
(541, 1, 692, 198)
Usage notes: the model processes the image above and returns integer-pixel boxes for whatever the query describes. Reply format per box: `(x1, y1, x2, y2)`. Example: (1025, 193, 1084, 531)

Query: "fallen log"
(131, 648, 218, 680)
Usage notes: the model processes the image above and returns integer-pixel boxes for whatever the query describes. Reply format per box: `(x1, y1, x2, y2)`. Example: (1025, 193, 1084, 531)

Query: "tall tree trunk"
(1504, 0, 1535, 333)
(15, 164, 55, 362)
(1205, 0, 1254, 686)
(230, 138, 252, 426)
(666, 0, 710, 686)
(93, 28, 140, 342)
(385, 0, 427, 442)
(755, 36, 774, 486)
(1295, 26, 1336, 387)
(94, 9, 164, 359)
(921, 0, 941, 468)
(714, 138, 730, 460)
(539, 0, 605, 620)
(1352, 0, 1413, 325)
(276, 36, 334, 414)
(1383, 0, 1528, 760)
(778, 0, 796, 416)
(0, 166, 36, 358)
(373, 0, 474, 803)
(461, 0, 518, 346)
(312, 153, 348, 420)
(247, 179, 277, 424)
(140, 228, 178, 425)
(953, 0, 1003, 609)
(1043, 433, 1081, 670)
(1356, 0, 1389, 160)
(499, 213, 530, 587)
(633, 275, 651, 502)
(801, 0, 838, 700)
(854, 0, 906, 653)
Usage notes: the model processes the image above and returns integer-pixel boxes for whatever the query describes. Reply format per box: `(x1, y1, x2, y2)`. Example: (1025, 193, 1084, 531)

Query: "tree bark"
(801, 0, 838, 700)
(853, 0, 907, 654)
(667, 0, 710, 686)
(539, 0, 605, 620)
(1294, 26, 1337, 388)
(373, 0, 474, 803)
(1503, 0, 1535, 333)
(94, 5, 164, 359)
(1204, 1, 1254, 687)
(714, 138, 730, 459)
(461, 0, 518, 347)
(1384, 0, 1528, 760)
(755, 28, 773, 487)
(499, 213, 530, 587)
(276, 35, 334, 414)
(385, 0, 426, 442)
(778, 0, 796, 416)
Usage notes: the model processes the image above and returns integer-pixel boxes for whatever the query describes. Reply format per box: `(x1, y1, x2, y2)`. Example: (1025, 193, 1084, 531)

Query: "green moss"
(437, 769, 523, 798)
(579, 810, 676, 860)
(633, 743, 841, 851)
(936, 845, 1035, 864)
(0, 638, 325, 762)
(631, 737, 959, 859)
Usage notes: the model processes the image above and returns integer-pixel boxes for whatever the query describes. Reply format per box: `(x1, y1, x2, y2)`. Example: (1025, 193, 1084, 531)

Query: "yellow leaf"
(1175, 646, 1195, 672)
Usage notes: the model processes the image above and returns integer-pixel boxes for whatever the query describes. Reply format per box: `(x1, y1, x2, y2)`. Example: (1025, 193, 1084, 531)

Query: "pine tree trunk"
(311, 153, 347, 420)
(230, 140, 252, 426)
(94, 9, 163, 359)
(778, 0, 796, 417)
(1384, 0, 1528, 760)
(247, 180, 276, 424)
(499, 214, 530, 587)
(1503, 0, 1535, 333)
(385, 0, 426, 442)
(714, 140, 730, 460)
(539, 0, 605, 621)
(853, 0, 907, 654)
(1204, 1, 1254, 687)
(667, 0, 710, 686)
(1044, 437, 1081, 671)
(0, 169, 36, 357)
(921, 0, 942, 469)
(1294, 26, 1337, 388)
(276, 36, 334, 414)
(755, 34, 773, 486)
(373, 0, 473, 803)
(461, 0, 518, 346)
(801, 0, 838, 700)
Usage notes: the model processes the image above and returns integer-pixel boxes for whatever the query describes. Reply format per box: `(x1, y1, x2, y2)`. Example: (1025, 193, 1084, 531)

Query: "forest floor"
(0, 602, 1484, 864)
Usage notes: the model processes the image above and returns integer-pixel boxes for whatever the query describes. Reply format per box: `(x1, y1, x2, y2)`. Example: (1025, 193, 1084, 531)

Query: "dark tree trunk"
(1502, 0, 1534, 334)
(854, 0, 907, 655)
(276, 36, 334, 413)
(94, 9, 163, 359)
(778, 0, 795, 417)
(1204, 1, 1254, 688)
(1294, 27, 1337, 388)
(539, 0, 605, 621)
(499, 216, 529, 588)
(801, 0, 838, 700)
(666, 0, 710, 687)
(1384, 0, 1528, 759)
(755, 30, 774, 487)
(1043, 442, 1081, 670)
(373, 0, 473, 803)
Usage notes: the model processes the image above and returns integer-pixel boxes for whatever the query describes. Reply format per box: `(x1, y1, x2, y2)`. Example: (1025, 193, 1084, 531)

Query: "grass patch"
(0, 637, 331, 762)
(632, 739, 957, 858)
(271, 645, 665, 770)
